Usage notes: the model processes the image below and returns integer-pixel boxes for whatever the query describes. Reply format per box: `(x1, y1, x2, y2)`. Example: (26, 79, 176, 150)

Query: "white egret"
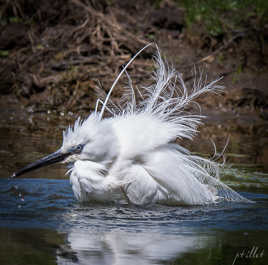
(11, 44, 251, 205)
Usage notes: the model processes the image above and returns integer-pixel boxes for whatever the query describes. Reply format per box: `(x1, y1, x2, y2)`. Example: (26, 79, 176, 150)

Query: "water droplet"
(18, 192, 25, 201)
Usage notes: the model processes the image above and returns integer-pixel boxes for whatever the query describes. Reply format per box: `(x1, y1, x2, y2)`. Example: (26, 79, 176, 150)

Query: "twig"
(71, 0, 148, 47)
(198, 32, 246, 63)
(182, 32, 247, 68)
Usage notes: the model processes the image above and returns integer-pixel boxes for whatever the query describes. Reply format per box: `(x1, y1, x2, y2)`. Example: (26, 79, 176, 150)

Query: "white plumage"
(13, 44, 251, 205)
(62, 45, 250, 205)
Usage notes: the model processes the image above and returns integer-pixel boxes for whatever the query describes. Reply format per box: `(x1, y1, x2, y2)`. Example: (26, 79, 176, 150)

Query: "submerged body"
(12, 44, 251, 205)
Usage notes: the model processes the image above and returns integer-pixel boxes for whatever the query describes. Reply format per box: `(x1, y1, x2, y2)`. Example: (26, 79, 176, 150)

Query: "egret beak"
(11, 150, 70, 178)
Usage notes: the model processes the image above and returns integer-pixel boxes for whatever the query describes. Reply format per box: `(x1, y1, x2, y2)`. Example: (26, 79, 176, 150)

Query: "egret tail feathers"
(142, 147, 251, 205)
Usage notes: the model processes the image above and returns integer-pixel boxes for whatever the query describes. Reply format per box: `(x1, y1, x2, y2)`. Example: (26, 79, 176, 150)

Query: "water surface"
(0, 106, 268, 265)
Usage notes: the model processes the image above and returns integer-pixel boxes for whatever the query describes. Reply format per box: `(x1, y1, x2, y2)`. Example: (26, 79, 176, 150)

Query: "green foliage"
(175, 0, 268, 36)
(0, 50, 9, 57)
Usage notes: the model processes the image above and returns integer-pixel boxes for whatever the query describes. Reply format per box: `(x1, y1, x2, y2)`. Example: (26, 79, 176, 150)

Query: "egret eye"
(72, 144, 83, 154)
(76, 144, 83, 151)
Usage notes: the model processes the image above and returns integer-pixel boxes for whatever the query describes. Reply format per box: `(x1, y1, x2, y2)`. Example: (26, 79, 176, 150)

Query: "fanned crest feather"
(65, 44, 251, 205)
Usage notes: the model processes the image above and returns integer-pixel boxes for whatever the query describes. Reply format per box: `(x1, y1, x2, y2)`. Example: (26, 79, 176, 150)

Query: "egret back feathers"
(63, 46, 250, 205)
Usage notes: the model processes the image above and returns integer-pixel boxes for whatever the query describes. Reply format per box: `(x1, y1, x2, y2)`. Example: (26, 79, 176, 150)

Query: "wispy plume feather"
(63, 44, 250, 204)
(101, 44, 249, 203)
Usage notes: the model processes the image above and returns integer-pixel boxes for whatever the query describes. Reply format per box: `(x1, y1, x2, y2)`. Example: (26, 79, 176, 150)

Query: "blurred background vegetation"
(0, 0, 267, 167)
(0, 0, 267, 114)
(179, 0, 268, 35)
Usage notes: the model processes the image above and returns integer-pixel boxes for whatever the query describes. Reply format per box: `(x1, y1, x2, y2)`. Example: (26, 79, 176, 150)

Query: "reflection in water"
(1, 177, 268, 264)
(1, 107, 268, 264)
(57, 230, 211, 265)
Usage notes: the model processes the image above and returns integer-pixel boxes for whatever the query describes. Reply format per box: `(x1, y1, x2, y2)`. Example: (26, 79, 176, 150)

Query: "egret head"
(11, 114, 118, 178)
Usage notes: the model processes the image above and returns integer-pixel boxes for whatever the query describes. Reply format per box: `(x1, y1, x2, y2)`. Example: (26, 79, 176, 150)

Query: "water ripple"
(1, 178, 268, 233)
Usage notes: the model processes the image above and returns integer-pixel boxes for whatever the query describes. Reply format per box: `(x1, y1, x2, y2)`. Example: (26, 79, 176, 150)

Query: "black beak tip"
(9, 172, 16, 179)
(8, 150, 69, 180)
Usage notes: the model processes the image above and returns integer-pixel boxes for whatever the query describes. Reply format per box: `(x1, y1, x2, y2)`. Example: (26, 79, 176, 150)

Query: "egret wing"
(143, 146, 250, 205)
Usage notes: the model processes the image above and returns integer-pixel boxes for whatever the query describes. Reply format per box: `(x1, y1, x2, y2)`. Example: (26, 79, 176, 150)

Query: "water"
(0, 106, 268, 265)
(1, 177, 268, 265)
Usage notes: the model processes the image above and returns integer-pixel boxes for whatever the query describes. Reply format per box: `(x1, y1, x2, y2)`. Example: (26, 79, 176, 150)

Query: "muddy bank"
(0, 0, 267, 112)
